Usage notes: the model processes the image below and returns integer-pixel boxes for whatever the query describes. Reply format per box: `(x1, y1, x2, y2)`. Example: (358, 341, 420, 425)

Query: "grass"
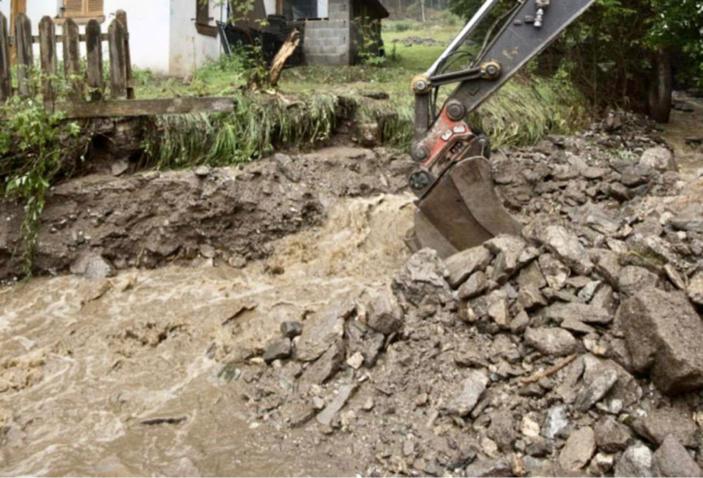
(131, 17, 588, 168)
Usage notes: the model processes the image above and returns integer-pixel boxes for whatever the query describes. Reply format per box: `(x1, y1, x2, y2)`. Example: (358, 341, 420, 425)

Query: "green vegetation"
(0, 97, 81, 274)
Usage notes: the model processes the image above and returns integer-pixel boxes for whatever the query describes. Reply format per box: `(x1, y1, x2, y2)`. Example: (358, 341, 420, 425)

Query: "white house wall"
(0, 0, 222, 76)
(168, 0, 223, 77)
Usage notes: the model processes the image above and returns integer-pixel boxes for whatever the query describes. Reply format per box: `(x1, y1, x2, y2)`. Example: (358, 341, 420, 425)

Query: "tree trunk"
(648, 48, 672, 123)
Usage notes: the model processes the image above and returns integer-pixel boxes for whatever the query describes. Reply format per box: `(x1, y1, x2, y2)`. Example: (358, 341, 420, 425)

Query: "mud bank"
(0, 146, 413, 281)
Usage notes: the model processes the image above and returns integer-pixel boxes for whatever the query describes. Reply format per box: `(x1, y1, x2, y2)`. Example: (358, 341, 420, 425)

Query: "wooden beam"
(57, 97, 237, 118)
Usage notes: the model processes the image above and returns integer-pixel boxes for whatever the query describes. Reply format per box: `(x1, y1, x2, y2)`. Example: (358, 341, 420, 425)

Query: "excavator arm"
(408, 0, 595, 257)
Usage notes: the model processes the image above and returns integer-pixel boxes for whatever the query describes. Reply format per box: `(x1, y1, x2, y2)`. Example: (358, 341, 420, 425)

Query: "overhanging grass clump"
(143, 93, 344, 169)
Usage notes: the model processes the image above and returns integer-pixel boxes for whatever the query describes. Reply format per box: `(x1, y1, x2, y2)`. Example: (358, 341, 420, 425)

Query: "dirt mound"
(0, 146, 413, 281)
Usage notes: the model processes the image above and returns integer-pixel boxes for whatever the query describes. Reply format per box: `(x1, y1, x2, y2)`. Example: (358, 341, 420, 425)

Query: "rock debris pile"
(238, 114, 703, 476)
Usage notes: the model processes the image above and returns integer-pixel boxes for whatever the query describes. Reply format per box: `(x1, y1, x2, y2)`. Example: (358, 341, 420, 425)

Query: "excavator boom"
(409, 0, 595, 257)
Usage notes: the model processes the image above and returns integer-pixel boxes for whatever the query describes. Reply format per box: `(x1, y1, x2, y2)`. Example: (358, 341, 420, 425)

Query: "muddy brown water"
(0, 194, 415, 476)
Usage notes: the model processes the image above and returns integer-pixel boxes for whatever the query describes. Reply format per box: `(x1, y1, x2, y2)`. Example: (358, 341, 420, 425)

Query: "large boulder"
(617, 287, 703, 394)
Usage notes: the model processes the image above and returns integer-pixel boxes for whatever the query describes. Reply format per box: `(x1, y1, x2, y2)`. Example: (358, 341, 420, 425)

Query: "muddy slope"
(0, 147, 413, 281)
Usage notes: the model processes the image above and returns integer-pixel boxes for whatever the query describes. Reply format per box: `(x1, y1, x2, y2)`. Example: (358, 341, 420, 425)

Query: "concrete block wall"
(302, 19, 350, 65)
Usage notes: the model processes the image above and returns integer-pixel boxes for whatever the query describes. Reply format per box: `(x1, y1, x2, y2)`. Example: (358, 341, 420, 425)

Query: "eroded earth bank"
(1, 99, 703, 476)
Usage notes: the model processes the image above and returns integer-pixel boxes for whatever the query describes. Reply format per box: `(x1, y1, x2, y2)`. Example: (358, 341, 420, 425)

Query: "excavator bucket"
(411, 156, 521, 258)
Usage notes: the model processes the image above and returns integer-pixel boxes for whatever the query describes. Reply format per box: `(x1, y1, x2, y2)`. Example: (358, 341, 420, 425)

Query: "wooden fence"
(0, 11, 134, 107)
(0, 11, 236, 118)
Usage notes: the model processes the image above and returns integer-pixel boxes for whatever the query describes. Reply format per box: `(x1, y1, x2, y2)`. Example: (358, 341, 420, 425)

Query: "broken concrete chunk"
(595, 416, 631, 453)
(524, 327, 578, 357)
(445, 370, 489, 417)
(558, 427, 596, 471)
(688, 271, 703, 305)
(543, 302, 612, 325)
(618, 287, 703, 394)
(364, 290, 403, 335)
(653, 435, 702, 477)
(444, 245, 492, 288)
(574, 366, 618, 411)
(316, 383, 358, 426)
(617, 266, 659, 297)
(263, 338, 292, 363)
(640, 407, 698, 448)
(538, 225, 593, 275)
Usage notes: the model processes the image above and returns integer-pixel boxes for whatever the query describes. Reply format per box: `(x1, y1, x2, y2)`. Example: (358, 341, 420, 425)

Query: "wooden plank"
(39, 16, 58, 105)
(0, 13, 10, 101)
(85, 19, 103, 101)
(29, 33, 110, 44)
(62, 18, 83, 100)
(115, 10, 135, 99)
(107, 19, 127, 99)
(58, 97, 237, 119)
(14, 13, 33, 97)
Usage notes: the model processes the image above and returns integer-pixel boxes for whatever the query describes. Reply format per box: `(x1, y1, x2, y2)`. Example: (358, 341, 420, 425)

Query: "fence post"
(115, 10, 135, 99)
(0, 12, 10, 102)
(39, 16, 58, 106)
(86, 19, 103, 101)
(15, 13, 33, 98)
(108, 19, 127, 99)
(63, 18, 83, 100)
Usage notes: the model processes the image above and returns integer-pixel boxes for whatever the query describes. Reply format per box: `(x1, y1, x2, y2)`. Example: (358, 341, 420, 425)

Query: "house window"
(195, 0, 217, 37)
(62, 0, 105, 19)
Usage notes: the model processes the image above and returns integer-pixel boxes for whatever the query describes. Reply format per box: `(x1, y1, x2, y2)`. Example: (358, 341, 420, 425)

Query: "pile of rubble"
(235, 113, 703, 476)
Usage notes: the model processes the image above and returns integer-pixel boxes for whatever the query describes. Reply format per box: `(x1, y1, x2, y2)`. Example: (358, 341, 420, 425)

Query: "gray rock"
(464, 459, 512, 477)
(641, 407, 698, 448)
(543, 302, 612, 325)
(445, 370, 489, 417)
(70, 252, 114, 279)
(543, 405, 569, 440)
(392, 248, 452, 308)
(538, 225, 593, 275)
(345, 320, 385, 368)
(487, 409, 517, 452)
(510, 310, 530, 334)
(280, 321, 303, 338)
(617, 287, 703, 394)
(518, 286, 547, 310)
(484, 235, 527, 280)
(458, 271, 490, 300)
(560, 318, 596, 335)
(538, 254, 571, 290)
(592, 249, 622, 286)
(300, 340, 345, 384)
(595, 416, 631, 453)
(316, 383, 358, 426)
(486, 289, 510, 328)
(639, 146, 676, 172)
(617, 266, 659, 297)
(517, 261, 548, 290)
(615, 442, 654, 477)
(689, 272, 703, 305)
(364, 290, 403, 335)
(296, 303, 351, 362)
(588, 452, 616, 475)
(558, 427, 596, 471)
(653, 435, 702, 477)
(444, 245, 492, 288)
(263, 338, 292, 363)
(524, 327, 578, 357)
(574, 366, 618, 411)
